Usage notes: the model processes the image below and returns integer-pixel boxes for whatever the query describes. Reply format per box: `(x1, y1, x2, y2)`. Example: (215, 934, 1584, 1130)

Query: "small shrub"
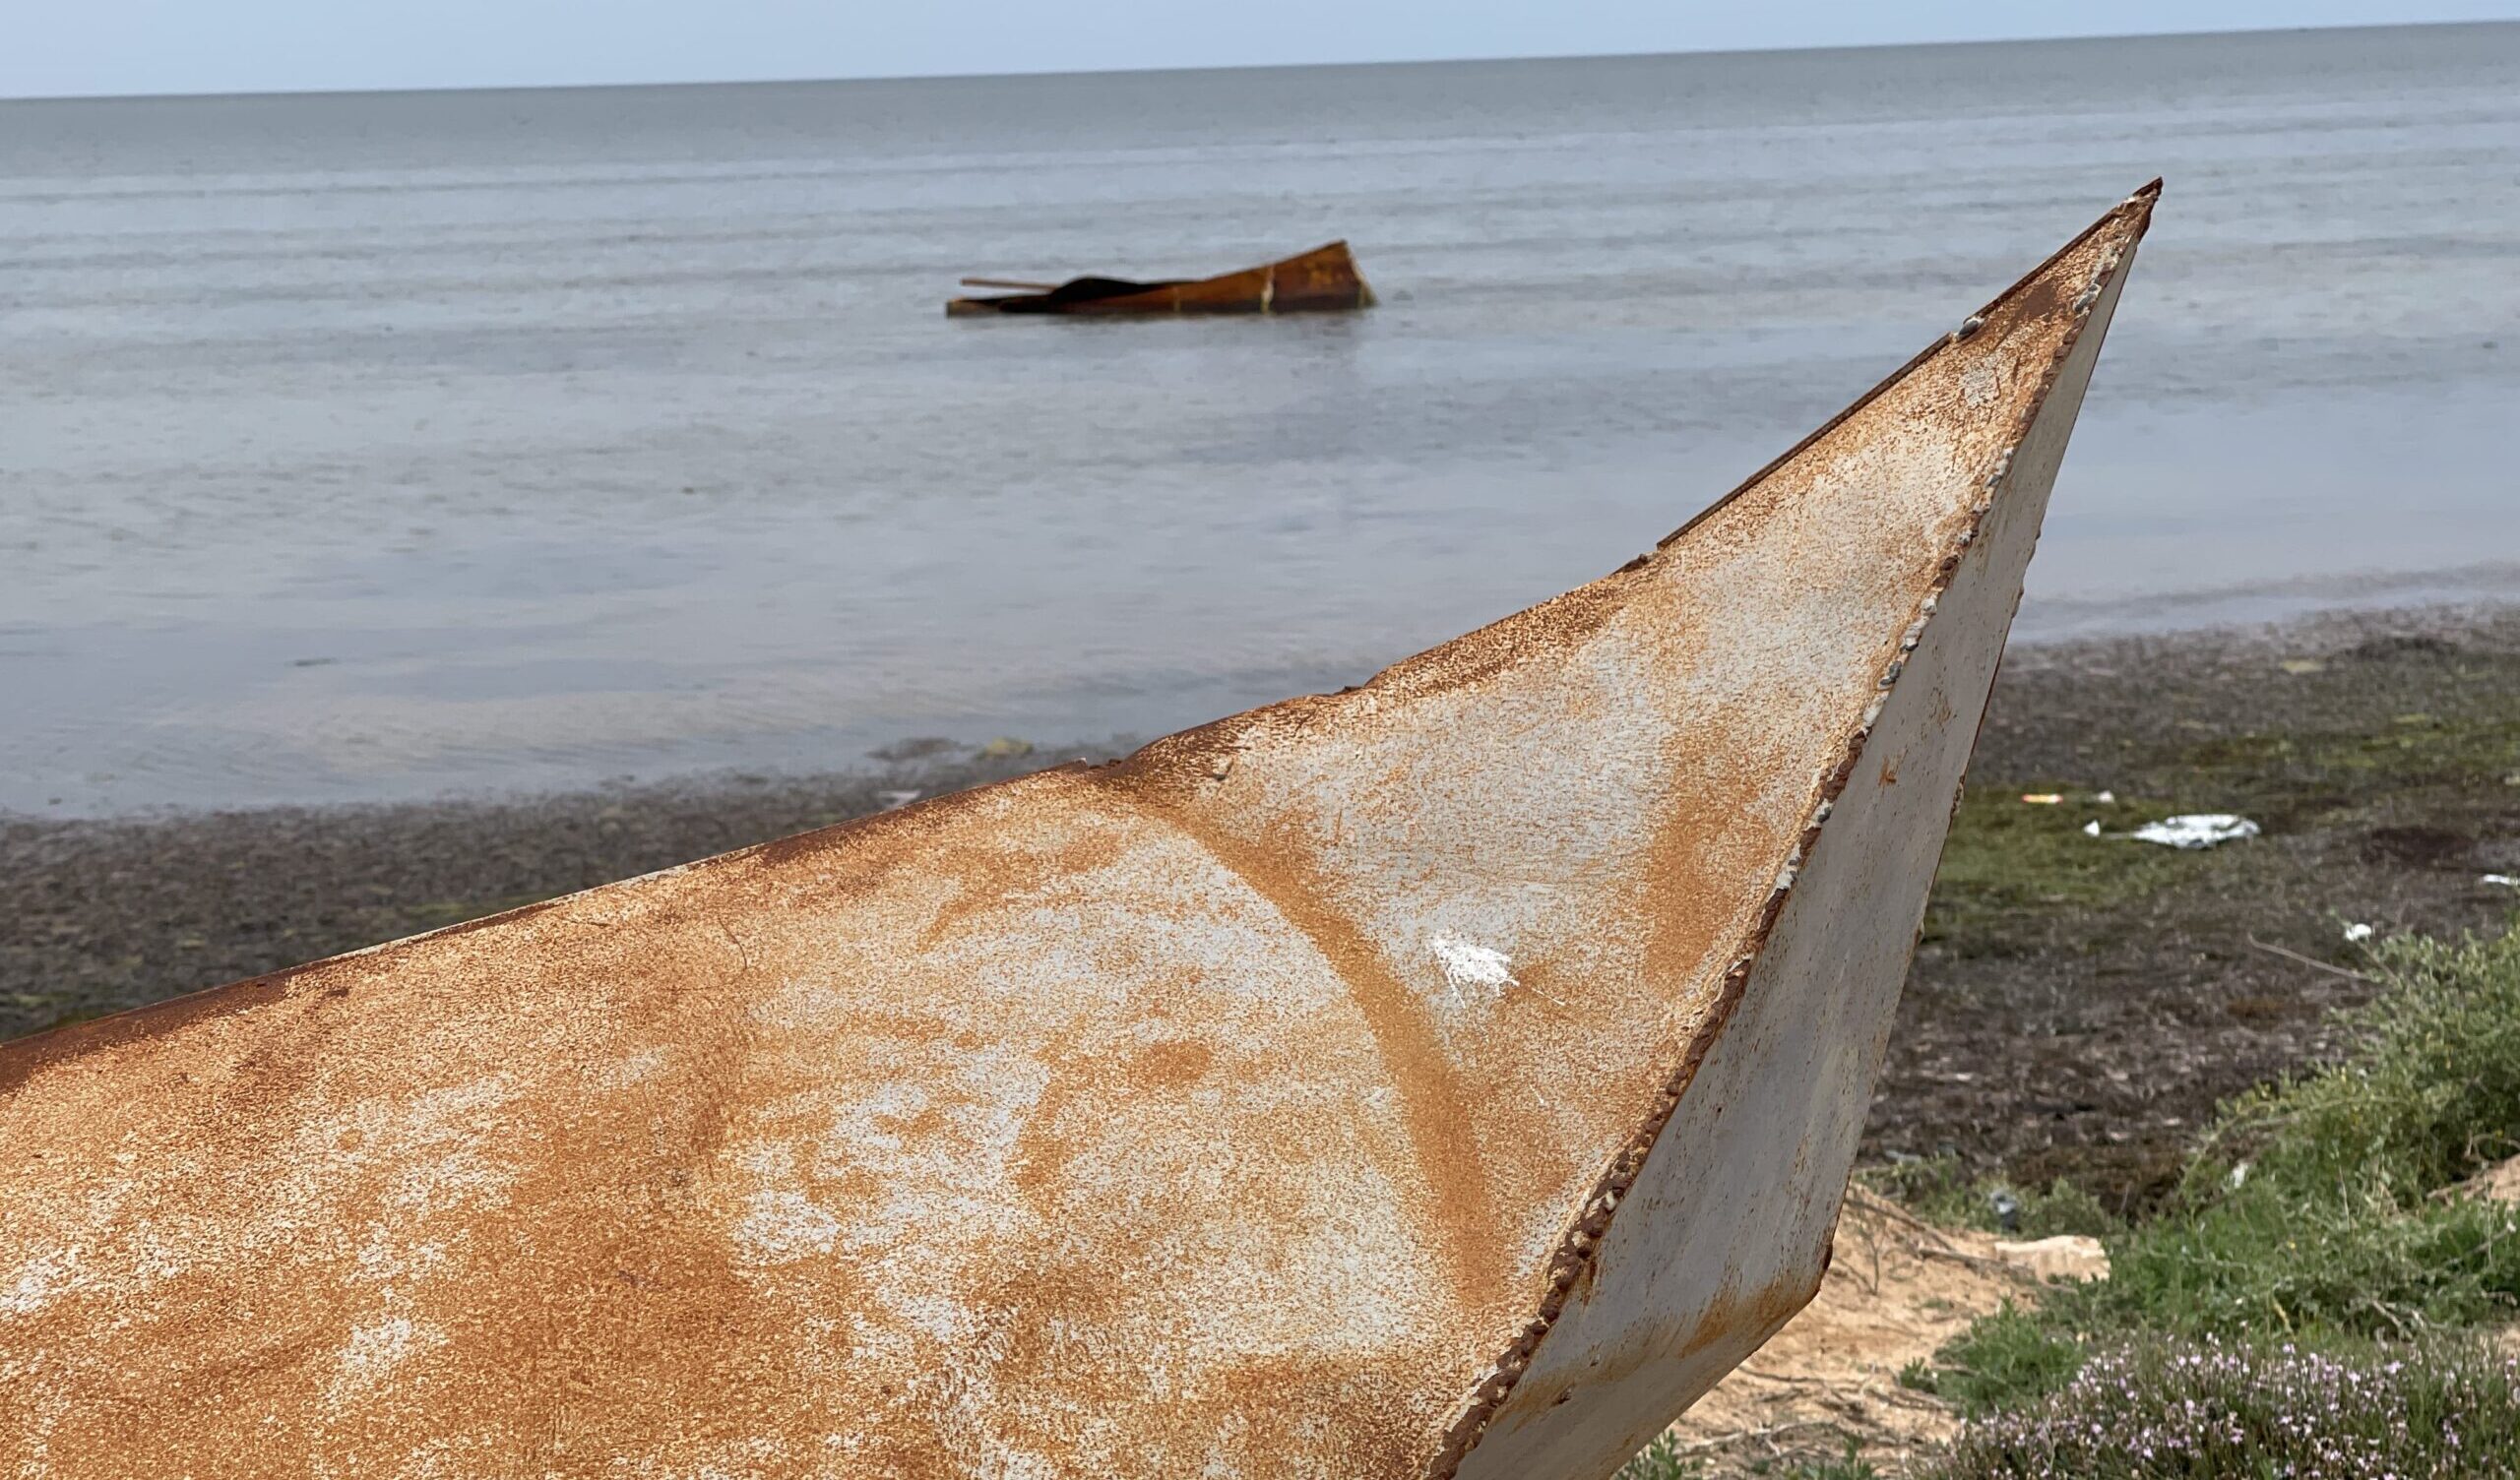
(1924, 919, 2520, 1412)
(1925, 1303, 2090, 1414)
(1861, 1153, 1983, 1226)
(2196, 924, 2520, 1204)
(2096, 1179, 2520, 1344)
(2006, 1179, 2116, 1240)
(1931, 1335, 2520, 1479)
(1615, 1432, 1705, 1480)
(1615, 1433, 1880, 1479)
(1861, 1155, 2121, 1240)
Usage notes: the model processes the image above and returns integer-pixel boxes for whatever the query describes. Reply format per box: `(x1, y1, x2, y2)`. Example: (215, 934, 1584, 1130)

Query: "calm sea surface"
(5, 24, 2517, 813)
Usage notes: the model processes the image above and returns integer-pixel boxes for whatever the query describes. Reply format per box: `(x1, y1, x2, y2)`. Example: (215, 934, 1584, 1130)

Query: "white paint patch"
(1960, 358, 2003, 408)
(1428, 935, 1518, 1007)
(734, 1190, 842, 1266)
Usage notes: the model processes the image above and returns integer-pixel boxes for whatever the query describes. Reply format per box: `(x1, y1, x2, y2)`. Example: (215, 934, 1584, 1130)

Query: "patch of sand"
(2466, 1153, 2520, 1205)
(1667, 1192, 2105, 1474)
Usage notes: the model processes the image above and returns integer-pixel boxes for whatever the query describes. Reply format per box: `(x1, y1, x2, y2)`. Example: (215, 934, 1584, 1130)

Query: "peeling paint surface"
(0, 189, 2155, 1479)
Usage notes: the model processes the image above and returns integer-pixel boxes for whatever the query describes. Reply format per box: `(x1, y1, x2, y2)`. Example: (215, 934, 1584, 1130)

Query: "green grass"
(1920, 711, 2520, 960)
(1614, 1434, 1883, 1480)
(1921, 789, 2197, 955)
(2185, 713, 2520, 803)
(2164, 712, 2520, 853)
(1615, 1433, 1705, 1480)
(1917, 918, 2520, 1418)
(1861, 1155, 2120, 1241)
(2195, 925, 2520, 1201)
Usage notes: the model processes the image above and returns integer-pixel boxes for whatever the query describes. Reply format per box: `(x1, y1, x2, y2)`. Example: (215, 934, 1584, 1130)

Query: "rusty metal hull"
(0, 187, 2155, 1480)
(945, 240, 1372, 316)
(1445, 199, 2151, 1480)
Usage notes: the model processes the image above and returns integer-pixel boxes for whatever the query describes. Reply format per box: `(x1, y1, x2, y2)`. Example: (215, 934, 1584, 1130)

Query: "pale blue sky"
(11, 0, 2518, 99)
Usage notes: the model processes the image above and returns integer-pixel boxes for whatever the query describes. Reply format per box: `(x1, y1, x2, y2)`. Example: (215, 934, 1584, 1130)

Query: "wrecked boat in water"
(0, 185, 2157, 1480)
(946, 239, 1372, 316)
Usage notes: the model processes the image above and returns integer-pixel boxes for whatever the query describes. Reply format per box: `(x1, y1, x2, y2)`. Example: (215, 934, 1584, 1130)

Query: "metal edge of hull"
(1444, 208, 2152, 1480)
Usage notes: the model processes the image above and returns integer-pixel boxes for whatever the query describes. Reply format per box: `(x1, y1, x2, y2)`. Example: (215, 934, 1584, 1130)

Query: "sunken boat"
(1, 185, 2158, 1479)
(946, 240, 1373, 317)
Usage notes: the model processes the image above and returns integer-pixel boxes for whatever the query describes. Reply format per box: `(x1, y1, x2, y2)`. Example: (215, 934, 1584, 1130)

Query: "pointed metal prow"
(1443, 180, 2160, 1479)
(0, 186, 2159, 1480)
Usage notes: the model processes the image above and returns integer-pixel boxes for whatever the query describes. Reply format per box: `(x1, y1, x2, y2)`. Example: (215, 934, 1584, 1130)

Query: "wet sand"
(7, 604, 2518, 1202)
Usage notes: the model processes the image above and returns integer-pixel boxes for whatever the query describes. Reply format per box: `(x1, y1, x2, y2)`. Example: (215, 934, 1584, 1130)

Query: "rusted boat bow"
(1, 186, 2157, 1479)
(946, 239, 1372, 316)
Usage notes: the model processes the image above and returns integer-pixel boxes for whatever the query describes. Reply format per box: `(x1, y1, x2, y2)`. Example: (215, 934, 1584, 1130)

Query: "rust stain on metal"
(945, 240, 1373, 317)
(0, 186, 2157, 1480)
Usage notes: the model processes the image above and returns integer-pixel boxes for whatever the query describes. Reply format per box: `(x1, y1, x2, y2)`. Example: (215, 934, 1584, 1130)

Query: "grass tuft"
(1921, 789, 2197, 956)
(1614, 1433, 1884, 1480)
(1924, 917, 2520, 1420)
(1862, 1155, 2120, 1241)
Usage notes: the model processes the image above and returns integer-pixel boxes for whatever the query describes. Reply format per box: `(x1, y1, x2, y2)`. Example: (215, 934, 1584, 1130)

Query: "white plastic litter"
(2486, 874, 2520, 889)
(2344, 922, 2375, 944)
(2094, 789, 2117, 805)
(2083, 820, 2103, 836)
(2128, 814, 2260, 849)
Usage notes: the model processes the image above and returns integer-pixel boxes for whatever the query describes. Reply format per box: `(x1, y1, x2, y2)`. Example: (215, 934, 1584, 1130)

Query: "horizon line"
(4, 15, 2508, 107)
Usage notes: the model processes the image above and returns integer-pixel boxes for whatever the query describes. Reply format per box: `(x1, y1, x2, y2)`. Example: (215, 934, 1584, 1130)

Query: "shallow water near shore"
(5, 23, 2516, 813)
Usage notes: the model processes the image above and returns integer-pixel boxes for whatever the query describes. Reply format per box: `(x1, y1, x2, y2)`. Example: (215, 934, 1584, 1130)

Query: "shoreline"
(9, 601, 2519, 1202)
(15, 586, 2520, 825)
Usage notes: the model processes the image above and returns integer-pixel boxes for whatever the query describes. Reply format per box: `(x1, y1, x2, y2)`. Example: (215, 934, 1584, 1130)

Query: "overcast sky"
(11, 0, 2518, 99)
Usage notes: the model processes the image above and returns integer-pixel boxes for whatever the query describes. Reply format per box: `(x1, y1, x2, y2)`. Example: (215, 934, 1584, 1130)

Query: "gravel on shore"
(8, 604, 2518, 1206)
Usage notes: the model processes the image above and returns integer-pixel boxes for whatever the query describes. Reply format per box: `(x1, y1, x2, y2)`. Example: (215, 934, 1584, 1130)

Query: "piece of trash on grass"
(1988, 1189, 2022, 1234)
(2344, 922, 2375, 944)
(2083, 820, 2103, 836)
(2128, 814, 2260, 849)
(2278, 658, 2325, 675)
(876, 789, 922, 811)
(2486, 874, 2520, 889)
(2020, 792, 2064, 805)
(2094, 789, 2116, 804)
